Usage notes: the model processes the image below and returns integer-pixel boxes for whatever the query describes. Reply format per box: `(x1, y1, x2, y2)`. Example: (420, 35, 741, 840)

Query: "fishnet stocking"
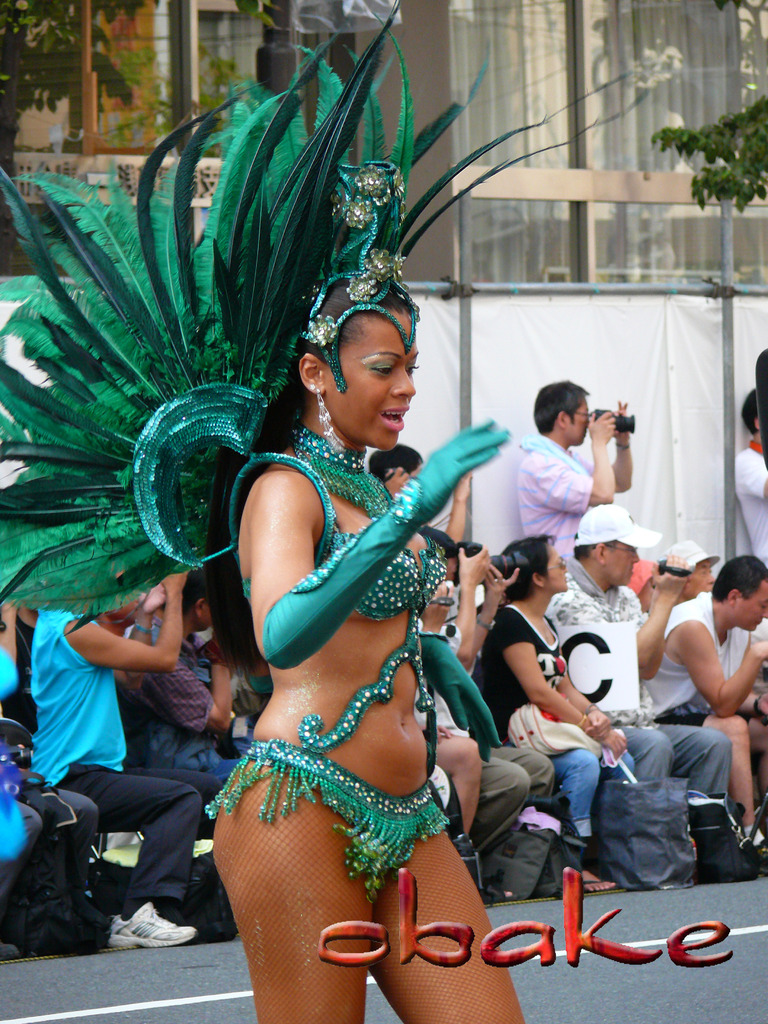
(372, 831, 525, 1024)
(214, 778, 373, 1024)
(215, 780, 525, 1024)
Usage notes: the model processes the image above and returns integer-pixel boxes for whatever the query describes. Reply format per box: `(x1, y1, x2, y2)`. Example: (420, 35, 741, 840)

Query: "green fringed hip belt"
(207, 738, 447, 901)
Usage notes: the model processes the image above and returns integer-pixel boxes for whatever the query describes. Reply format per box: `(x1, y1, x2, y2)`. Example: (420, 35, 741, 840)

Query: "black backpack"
(4, 786, 111, 957)
(480, 793, 584, 901)
(182, 851, 238, 944)
(89, 846, 237, 944)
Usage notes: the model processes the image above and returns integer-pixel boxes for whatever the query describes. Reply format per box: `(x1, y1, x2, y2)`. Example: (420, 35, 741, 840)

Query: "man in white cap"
(647, 555, 768, 841)
(548, 505, 732, 792)
(663, 540, 719, 605)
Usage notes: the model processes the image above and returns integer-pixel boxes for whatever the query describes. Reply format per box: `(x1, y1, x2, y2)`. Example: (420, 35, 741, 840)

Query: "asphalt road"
(1, 878, 766, 1024)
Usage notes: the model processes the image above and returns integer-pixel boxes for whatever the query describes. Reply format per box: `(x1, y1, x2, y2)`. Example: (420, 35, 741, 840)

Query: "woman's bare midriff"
(252, 609, 429, 796)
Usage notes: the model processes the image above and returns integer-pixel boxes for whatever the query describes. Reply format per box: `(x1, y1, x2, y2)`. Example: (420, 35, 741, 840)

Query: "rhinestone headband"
(303, 161, 419, 392)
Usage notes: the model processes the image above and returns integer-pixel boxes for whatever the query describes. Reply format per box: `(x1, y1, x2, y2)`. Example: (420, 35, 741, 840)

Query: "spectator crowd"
(1, 379, 767, 959)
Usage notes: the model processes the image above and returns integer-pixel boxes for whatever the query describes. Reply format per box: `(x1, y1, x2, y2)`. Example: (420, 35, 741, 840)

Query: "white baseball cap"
(664, 540, 720, 569)
(575, 505, 662, 550)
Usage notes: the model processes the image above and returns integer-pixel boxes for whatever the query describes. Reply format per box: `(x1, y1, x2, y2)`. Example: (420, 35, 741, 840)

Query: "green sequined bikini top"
(236, 425, 441, 762)
(241, 425, 445, 621)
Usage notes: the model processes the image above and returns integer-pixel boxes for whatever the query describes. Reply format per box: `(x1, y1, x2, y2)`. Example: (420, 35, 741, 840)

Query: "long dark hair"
(205, 282, 413, 672)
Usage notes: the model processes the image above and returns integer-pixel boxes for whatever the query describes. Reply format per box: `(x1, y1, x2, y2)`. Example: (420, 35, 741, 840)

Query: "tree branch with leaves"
(652, 94, 768, 210)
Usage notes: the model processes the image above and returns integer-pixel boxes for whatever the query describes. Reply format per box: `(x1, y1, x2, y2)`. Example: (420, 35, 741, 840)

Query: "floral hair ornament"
(303, 161, 418, 393)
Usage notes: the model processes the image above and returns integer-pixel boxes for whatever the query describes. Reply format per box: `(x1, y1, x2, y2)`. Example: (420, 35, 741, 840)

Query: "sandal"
(582, 869, 617, 893)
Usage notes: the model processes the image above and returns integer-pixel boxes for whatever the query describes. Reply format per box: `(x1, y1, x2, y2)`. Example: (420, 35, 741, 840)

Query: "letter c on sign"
(561, 632, 613, 703)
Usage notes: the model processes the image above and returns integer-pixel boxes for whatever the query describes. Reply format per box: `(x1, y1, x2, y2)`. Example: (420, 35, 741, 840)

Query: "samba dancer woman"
(206, 276, 524, 1022)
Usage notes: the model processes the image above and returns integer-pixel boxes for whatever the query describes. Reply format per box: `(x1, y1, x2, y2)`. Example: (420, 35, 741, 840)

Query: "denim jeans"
(550, 747, 635, 837)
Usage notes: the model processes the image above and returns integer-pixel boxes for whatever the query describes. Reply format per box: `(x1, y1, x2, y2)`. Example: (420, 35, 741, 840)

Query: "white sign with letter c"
(555, 622, 640, 712)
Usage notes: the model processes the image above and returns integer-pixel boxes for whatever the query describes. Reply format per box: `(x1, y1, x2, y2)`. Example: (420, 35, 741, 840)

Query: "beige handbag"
(508, 702, 601, 757)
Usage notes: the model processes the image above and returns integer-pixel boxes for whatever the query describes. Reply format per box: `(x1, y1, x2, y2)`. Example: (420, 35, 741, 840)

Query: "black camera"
(490, 553, 525, 577)
(458, 543, 528, 578)
(593, 409, 635, 434)
(0, 718, 33, 770)
(456, 543, 525, 579)
(657, 558, 691, 578)
(456, 544, 524, 577)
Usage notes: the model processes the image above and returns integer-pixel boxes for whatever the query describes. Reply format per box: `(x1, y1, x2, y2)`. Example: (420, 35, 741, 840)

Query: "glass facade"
(471, 199, 570, 282)
(449, 0, 569, 168)
(6, 0, 768, 284)
(15, 2, 173, 154)
(97, 2, 173, 149)
(590, 0, 730, 172)
(450, 0, 768, 284)
(598, 203, 768, 285)
(198, 9, 264, 108)
(15, 3, 264, 155)
(596, 202, 720, 283)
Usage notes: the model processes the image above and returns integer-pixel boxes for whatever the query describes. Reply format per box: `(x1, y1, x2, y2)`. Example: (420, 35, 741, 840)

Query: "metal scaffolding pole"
(458, 194, 473, 537)
(722, 2, 741, 561)
(722, 199, 736, 561)
(408, 282, 768, 298)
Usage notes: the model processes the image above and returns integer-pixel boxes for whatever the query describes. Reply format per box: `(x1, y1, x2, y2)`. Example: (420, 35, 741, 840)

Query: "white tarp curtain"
(402, 293, 768, 562)
(3, 293, 768, 563)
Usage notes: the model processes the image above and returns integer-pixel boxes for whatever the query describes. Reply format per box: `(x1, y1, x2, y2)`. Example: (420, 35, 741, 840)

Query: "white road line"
(0, 992, 254, 1024)
(2, 925, 767, 1024)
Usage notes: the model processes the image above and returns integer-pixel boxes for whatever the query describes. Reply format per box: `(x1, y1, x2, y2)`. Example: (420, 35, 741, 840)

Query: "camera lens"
(593, 409, 635, 434)
(490, 554, 515, 576)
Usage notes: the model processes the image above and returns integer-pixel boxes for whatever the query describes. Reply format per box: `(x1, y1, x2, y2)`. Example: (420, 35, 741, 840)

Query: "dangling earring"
(315, 390, 344, 453)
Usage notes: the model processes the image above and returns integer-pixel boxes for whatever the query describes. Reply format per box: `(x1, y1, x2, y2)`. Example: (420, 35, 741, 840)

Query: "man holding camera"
(517, 381, 633, 557)
(547, 505, 731, 794)
(119, 570, 239, 782)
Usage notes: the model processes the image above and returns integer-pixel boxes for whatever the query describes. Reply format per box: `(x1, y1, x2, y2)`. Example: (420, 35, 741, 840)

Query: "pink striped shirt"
(517, 443, 594, 556)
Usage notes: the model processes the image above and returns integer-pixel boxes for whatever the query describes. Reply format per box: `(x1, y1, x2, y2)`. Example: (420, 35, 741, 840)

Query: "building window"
(198, 7, 264, 109)
(470, 199, 570, 282)
(449, 0, 568, 169)
(15, 1, 172, 156)
(590, 0, 730, 173)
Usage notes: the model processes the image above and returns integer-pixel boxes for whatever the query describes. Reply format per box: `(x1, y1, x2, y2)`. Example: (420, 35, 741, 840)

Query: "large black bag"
(4, 787, 111, 957)
(182, 851, 237, 943)
(596, 778, 694, 891)
(688, 792, 759, 884)
(89, 844, 237, 944)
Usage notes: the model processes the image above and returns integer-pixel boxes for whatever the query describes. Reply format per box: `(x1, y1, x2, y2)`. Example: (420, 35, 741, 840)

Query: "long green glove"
(262, 421, 509, 669)
(419, 631, 500, 761)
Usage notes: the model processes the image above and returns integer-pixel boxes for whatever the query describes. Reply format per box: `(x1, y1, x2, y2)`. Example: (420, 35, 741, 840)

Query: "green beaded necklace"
(291, 424, 391, 519)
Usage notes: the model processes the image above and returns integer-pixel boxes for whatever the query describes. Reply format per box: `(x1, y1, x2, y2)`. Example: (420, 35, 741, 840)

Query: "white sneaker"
(108, 902, 197, 949)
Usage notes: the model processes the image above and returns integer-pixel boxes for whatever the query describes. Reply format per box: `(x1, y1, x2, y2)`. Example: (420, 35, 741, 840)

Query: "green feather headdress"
(0, 7, 544, 614)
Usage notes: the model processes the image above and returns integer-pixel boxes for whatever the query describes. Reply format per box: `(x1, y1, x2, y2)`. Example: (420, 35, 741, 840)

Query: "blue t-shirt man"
(32, 610, 125, 785)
